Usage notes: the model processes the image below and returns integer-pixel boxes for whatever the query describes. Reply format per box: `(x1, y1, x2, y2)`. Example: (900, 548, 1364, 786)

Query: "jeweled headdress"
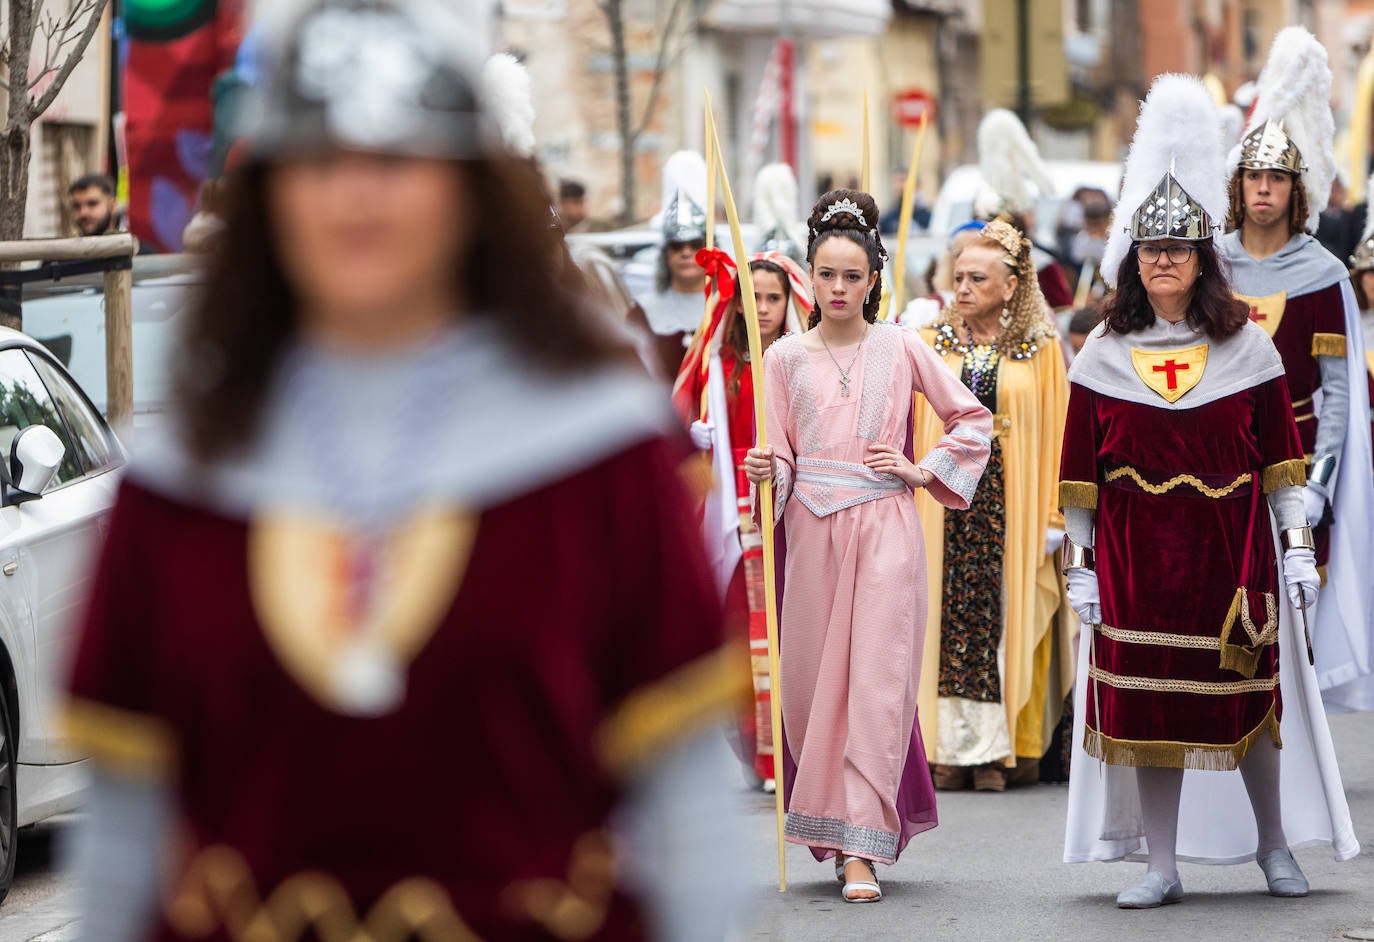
(1227, 27, 1335, 231)
(1130, 171, 1213, 242)
(653, 150, 708, 245)
(1236, 119, 1305, 176)
(1101, 74, 1227, 287)
(820, 197, 867, 227)
(662, 189, 707, 244)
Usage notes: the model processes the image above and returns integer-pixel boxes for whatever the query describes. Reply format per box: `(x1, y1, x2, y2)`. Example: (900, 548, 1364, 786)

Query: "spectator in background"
(1065, 306, 1102, 357)
(558, 179, 589, 232)
(68, 174, 124, 237)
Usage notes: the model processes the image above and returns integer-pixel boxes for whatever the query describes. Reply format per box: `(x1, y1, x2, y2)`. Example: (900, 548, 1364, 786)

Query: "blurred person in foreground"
(1220, 26, 1374, 715)
(912, 219, 1072, 792)
(68, 174, 124, 237)
(745, 189, 991, 903)
(62, 2, 747, 940)
(1060, 73, 1358, 909)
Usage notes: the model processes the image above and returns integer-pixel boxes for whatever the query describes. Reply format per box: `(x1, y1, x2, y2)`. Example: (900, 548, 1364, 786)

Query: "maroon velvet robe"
(65, 436, 737, 941)
(1244, 282, 1347, 565)
(1059, 377, 1304, 769)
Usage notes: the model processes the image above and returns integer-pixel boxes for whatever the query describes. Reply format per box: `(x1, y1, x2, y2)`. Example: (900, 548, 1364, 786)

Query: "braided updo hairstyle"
(942, 217, 1052, 352)
(805, 189, 888, 329)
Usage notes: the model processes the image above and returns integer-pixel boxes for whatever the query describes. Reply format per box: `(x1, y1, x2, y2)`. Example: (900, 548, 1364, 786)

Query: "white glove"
(1045, 527, 1066, 557)
(688, 420, 714, 451)
(1301, 484, 1327, 528)
(1282, 547, 1319, 610)
(1064, 568, 1101, 626)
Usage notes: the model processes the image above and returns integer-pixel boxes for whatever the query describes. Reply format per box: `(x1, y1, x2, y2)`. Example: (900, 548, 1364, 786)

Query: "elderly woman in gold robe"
(911, 219, 1074, 791)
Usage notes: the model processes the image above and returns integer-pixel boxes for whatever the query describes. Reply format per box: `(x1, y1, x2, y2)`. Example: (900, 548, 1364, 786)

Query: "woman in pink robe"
(747, 190, 992, 902)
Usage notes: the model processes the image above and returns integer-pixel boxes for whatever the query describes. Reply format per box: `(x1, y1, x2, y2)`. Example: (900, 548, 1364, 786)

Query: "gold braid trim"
(598, 642, 752, 777)
(1058, 480, 1099, 509)
(59, 698, 174, 779)
(1097, 624, 1220, 651)
(1088, 666, 1278, 695)
(1103, 466, 1250, 499)
(1261, 458, 1306, 493)
(1084, 702, 1281, 770)
(1311, 333, 1347, 358)
(1218, 587, 1279, 678)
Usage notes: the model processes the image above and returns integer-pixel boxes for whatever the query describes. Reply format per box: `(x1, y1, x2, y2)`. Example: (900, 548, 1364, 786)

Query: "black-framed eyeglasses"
(669, 239, 706, 254)
(1136, 244, 1196, 264)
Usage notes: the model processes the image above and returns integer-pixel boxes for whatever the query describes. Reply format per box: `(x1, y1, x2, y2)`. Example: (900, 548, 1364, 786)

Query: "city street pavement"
(741, 712, 1373, 941)
(2, 816, 79, 941)
(1, 717, 1368, 941)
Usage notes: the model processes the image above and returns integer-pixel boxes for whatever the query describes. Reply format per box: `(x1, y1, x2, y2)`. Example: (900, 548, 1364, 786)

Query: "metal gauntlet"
(1061, 537, 1095, 574)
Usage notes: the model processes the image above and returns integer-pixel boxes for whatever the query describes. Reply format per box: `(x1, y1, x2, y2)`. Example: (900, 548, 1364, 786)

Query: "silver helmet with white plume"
(1228, 26, 1336, 232)
(653, 150, 708, 245)
(1102, 73, 1228, 288)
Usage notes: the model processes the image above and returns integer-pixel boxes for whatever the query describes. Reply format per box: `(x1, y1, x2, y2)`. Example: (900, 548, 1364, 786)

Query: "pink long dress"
(762, 320, 992, 864)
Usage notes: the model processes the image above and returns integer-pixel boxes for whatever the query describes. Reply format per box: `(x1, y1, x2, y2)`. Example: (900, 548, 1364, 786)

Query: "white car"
(0, 328, 125, 902)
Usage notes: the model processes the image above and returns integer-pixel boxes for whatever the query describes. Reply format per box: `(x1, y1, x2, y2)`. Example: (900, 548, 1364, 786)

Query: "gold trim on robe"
(1084, 702, 1282, 771)
(1058, 480, 1099, 509)
(1261, 458, 1307, 493)
(1311, 332, 1347, 358)
(597, 642, 751, 776)
(60, 698, 175, 778)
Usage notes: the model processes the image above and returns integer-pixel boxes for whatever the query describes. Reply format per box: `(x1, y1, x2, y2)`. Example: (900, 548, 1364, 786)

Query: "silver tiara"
(821, 197, 867, 227)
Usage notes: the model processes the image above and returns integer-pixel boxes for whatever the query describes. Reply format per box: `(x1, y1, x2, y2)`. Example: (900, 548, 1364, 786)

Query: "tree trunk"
(606, 0, 636, 226)
(2, 0, 37, 243)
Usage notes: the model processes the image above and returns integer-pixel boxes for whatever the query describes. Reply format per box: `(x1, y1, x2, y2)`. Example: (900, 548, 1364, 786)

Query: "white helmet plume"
(974, 109, 1054, 217)
(480, 53, 535, 158)
(1102, 73, 1228, 289)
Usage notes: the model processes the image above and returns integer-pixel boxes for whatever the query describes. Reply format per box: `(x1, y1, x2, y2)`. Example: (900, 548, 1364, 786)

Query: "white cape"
(701, 352, 742, 599)
(1313, 282, 1374, 712)
(1063, 529, 1361, 865)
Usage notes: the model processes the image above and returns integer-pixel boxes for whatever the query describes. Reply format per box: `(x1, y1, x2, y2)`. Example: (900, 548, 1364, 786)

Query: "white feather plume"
(1102, 73, 1228, 288)
(481, 53, 536, 157)
(1219, 104, 1245, 150)
(1228, 26, 1335, 230)
(752, 162, 803, 242)
(650, 150, 708, 232)
(976, 109, 1054, 215)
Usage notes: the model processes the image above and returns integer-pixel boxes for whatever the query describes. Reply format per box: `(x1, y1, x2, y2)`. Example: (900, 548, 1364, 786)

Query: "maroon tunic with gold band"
(1222, 231, 1353, 568)
(1059, 317, 1305, 770)
(65, 434, 740, 942)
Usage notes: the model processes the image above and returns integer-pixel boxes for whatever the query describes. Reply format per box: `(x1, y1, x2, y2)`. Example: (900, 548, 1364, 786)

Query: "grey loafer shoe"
(1258, 848, 1309, 897)
(1116, 870, 1184, 909)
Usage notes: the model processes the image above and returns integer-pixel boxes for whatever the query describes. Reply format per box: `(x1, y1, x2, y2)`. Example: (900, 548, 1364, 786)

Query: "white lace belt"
(794, 457, 908, 499)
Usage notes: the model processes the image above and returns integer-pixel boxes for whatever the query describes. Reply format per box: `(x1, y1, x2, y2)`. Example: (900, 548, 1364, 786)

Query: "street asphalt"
(741, 712, 1373, 941)
(1, 716, 1368, 941)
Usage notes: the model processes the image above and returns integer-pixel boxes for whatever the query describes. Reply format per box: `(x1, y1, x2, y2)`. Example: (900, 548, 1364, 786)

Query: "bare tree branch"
(32, 0, 110, 117)
(630, 0, 688, 143)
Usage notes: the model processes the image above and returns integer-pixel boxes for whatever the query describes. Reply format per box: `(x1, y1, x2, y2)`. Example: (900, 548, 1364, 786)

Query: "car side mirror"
(7, 425, 64, 503)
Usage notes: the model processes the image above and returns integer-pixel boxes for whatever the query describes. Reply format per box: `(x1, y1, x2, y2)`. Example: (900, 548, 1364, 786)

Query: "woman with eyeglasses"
(1060, 75, 1357, 910)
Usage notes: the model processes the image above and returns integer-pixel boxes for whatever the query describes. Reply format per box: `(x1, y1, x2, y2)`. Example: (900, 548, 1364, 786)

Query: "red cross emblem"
(1152, 359, 1190, 391)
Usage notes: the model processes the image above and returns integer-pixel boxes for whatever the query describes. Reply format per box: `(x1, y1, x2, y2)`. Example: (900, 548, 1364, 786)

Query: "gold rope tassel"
(1084, 702, 1282, 771)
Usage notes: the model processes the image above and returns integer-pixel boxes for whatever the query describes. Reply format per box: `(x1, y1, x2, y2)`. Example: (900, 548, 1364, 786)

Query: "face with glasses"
(1135, 239, 1201, 309)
